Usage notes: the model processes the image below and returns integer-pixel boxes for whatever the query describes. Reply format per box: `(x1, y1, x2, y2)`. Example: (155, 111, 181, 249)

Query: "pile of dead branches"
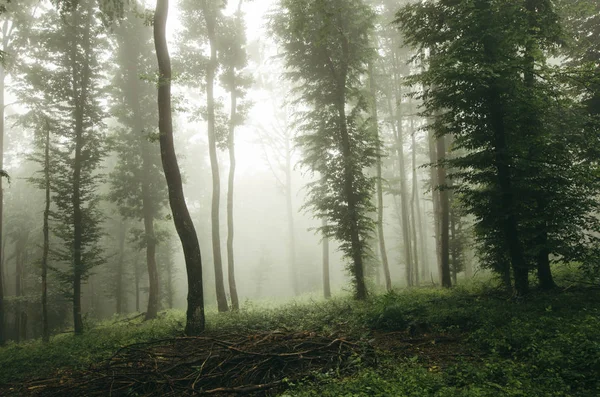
(11, 331, 374, 396)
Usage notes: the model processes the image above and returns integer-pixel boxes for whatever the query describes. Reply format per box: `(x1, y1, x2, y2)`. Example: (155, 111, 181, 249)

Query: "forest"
(0, 0, 599, 395)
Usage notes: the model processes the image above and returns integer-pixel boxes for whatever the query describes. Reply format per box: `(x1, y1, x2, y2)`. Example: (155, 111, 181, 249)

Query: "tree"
(0, 0, 36, 346)
(109, 3, 167, 320)
(178, 0, 229, 312)
(271, 0, 378, 300)
(396, 0, 597, 295)
(370, 0, 419, 288)
(220, 0, 252, 311)
(368, 61, 391, 291)
(25, 116, 53, 342)
(18, 0, 108, 334)
(154, 0, 206, 334)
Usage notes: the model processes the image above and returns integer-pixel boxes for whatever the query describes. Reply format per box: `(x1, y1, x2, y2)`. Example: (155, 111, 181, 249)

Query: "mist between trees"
(0, 0, 597, 343)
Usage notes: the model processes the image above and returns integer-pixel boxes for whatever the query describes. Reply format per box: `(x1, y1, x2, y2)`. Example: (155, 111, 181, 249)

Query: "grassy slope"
(0, 271, 599, 396)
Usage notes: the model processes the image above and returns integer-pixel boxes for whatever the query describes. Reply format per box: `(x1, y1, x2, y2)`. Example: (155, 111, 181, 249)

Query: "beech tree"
(271, 0, 378, 300)
(109, 3, 167, 320)
(154, 0, 206, 334)
(178, 0, 229, 312)
(220, 0, 251, 311)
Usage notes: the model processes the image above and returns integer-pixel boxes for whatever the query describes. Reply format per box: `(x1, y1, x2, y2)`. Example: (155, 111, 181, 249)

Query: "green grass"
(0, 311, 185, 385)
(1, 269, 599, 396)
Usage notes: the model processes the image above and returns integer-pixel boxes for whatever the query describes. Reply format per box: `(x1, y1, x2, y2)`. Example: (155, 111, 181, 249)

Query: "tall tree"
(200, 0, 228, 312)
(271, 0, 378, 300)
(19, 0, 108, 334)
(396, 0, 595, 295)
(368, 62, 392, 291)
(0, 0, 35, 346)
(178, 0, 228, 312)
(220, 0, 252, 311)
(154, 0, 206, 334)
(109, 3, 167, 320)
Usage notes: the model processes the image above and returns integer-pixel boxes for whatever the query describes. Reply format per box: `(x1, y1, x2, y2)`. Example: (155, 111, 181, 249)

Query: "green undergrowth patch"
(1, 270, 599, 396)
(0, 311, 184, 385)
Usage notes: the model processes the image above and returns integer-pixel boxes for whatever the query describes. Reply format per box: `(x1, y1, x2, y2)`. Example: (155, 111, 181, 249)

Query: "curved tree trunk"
(154, 0, 205, 334)
(200, 0, 228, 312)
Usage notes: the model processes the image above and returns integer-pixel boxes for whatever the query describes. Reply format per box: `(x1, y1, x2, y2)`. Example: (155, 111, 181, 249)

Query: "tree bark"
(450, 200, 458, 285)
(481, 34, 529, 295)
(135, 255, 140, 313)
(410, 124, 420, 287)
(390, 60, 414, 287)
(337, 94, 367, 300)
(70, 4, 92, 335)
(41, 121, 51, 343)
(0, 40, 5, 346)
(436, 135, 452, 288)
(200, 0, 228, 312)
(226, 78, 239, 311)
(154, 0, 205, 334)
(368, 63, 391, 291)
(115, 221, 126, 315)
(143, 201, 159, 319)
(428, 125, 441, 280)
(165, 253, 174, 309)
(536, 199, 556, 290)
(322, 218, 331, 299)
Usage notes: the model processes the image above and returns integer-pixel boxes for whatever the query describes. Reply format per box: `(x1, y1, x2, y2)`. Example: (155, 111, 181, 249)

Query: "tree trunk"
(154, 0, 206, 334)
(41, 121, 51, 343)
(143, 206, 159, 320)
(337, 95, 367, 300)
(0, 45, 5, 346)
(70, 4, 92, 336)
(115, 221, 126, 315)
(412, 125, 429, 283)
(166, 254, 174, 309)
(200, 0, 228, 312)
(536, 200, 556, 290)
(135, 255, 140, 313)
(15, 240, 22, 341)
(322, 218, 331, 299)
(450, 203, 458, 286)
(390, 64, 414, 287)
(410, 117, 420, 287)
(428, 125, 441, 280)
(119, 16, 161, 321)
(368, 63, 391, 291)
(436, 135, 452, 288)
(395, 117, 413, 287)
(523, 0, 555, 291)
(226, 82, 239, 311)
(285, 138, 299, 296)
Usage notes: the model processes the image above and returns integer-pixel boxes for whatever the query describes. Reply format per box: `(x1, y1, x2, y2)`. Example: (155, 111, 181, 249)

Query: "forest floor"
(0, 267, 599, 396)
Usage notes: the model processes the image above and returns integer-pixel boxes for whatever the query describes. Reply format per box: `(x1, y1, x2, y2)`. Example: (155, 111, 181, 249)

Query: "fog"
(0, 0, 454, 341)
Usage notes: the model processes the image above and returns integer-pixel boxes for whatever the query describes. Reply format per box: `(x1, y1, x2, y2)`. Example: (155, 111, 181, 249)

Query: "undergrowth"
(0, 267, 598, 396)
